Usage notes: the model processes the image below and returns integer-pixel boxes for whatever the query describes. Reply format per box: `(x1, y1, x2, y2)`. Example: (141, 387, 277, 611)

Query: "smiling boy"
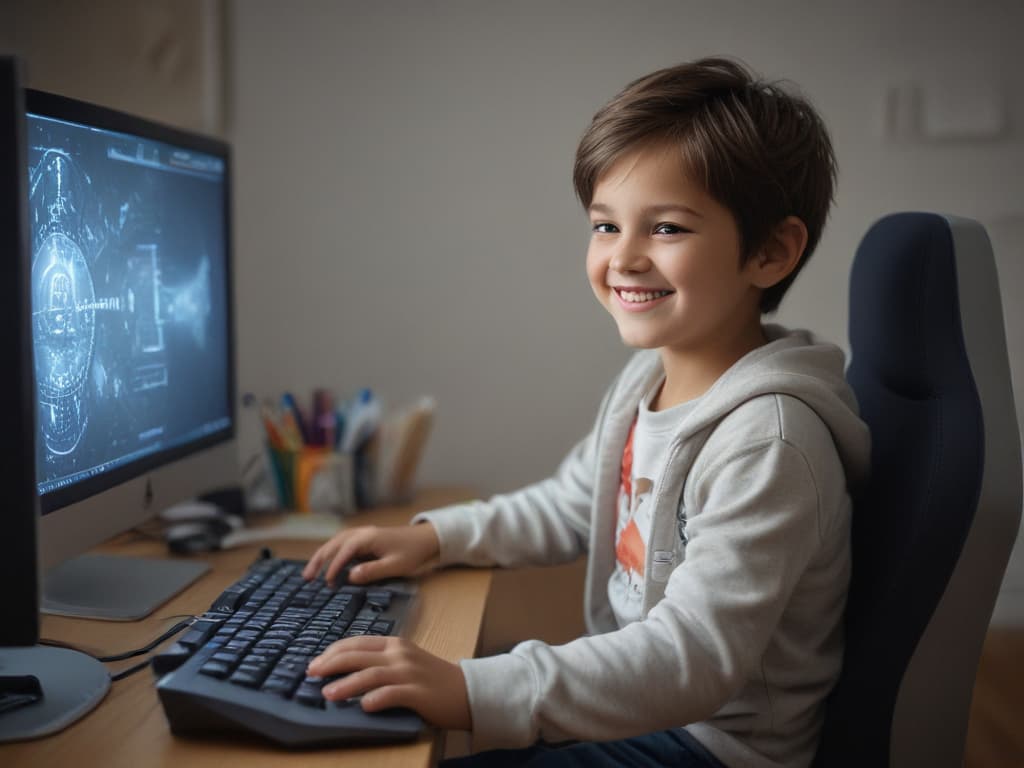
(303, 58, 870, 768)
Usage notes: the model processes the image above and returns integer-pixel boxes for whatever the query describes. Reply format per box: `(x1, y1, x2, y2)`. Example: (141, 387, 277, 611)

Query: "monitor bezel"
(0, 56, 40, 647)
(24, 88, 236, 517)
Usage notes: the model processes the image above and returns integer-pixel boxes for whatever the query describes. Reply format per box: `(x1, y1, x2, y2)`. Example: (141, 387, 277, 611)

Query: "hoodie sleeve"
(410, 433, 596, 568)
(459, 434, 827, 749)
(409, 373, 623, 568)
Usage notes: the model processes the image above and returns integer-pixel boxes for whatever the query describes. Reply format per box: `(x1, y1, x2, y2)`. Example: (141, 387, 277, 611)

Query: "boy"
(302, 57, 870, 768)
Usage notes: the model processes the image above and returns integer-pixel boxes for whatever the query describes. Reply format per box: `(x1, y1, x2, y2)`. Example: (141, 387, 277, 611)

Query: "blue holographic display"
(27, 113, 230, 496)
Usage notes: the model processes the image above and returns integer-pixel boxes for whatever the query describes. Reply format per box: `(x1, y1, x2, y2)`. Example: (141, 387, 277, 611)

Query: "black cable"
(40, 615, 194, 662)
(109, 658, 154, 682)
(95, 617, 193, 662)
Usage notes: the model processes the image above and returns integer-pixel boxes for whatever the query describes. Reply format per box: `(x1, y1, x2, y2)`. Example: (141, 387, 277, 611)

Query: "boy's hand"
(302, 522, 440, 586)
(307, 636, 472, 731)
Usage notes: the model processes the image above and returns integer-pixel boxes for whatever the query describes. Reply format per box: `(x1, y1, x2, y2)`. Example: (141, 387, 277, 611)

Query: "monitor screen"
(26, 91, 237, 615)
(27, 105, 232, 510)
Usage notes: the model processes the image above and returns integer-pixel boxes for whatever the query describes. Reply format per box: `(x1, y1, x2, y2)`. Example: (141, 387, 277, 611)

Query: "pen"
(333, 408, 346, 450)
(312, 388, 336, 447)
(256, 401, 286, 450)
(281, 392, 309, 446)
(341, 388, 381, 453)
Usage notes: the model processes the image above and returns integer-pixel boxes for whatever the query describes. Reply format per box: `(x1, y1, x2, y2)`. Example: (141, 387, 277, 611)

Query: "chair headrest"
(849, 212, 971, 399)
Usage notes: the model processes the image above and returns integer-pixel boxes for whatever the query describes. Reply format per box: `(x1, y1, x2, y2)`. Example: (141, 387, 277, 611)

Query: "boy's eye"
(654, 223, 688, 235)
(592, 222, 618, 234)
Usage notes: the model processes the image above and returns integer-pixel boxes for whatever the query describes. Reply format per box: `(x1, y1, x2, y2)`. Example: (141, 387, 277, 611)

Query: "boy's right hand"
(302, 522, 441, 586)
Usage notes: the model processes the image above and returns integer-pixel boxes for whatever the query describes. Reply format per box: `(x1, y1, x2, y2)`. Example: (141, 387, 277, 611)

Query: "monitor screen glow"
(27, 111, 232, 508)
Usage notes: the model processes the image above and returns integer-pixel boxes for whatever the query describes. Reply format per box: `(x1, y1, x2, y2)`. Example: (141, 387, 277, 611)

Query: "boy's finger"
(322, 665, 398, 700)
(304, 533, 351, 579)
(308, 648, 383, 675)
(302, 544, 334, 579)
(360, 683, 414, 713)
(348, 553, 402, 583)
(323, 539, 363, 585)
(313, 635, 392, 665)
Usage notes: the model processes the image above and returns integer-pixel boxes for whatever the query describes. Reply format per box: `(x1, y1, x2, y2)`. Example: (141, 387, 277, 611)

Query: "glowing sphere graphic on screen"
(32, 230, 96, 456)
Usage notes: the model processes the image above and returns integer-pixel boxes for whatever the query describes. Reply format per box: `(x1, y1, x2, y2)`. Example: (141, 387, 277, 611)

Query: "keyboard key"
(263, 629, 297, 641)
(179, 622, 219, 651)
(199, 660, 232, 679)
(262, 675, 299, 697)
(272, 658, 308, 679)
(210, 651, 241, 666)
(229, 664, 267, 687)
(294, 683, 325, 707)
(151, 643, 193, 676)
(241, 653, 276, 668)
(211, 586, 252, 613)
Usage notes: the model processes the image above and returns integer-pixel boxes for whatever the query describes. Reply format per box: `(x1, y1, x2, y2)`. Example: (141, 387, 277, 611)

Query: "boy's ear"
(747, 216, 808, 288)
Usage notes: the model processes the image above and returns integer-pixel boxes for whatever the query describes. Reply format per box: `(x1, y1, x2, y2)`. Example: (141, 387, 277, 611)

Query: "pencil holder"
(267, 445, 355, 515)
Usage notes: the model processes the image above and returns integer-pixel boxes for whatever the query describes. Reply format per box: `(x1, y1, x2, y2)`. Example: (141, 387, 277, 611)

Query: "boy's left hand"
(307, 636, 472, 731)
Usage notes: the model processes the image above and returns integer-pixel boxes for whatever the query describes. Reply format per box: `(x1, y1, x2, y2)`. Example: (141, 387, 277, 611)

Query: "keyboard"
(153, 554, 422, 747)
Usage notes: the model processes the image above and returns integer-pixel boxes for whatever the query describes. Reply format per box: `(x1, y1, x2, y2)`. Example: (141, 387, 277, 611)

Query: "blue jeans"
(441, 729, 728, 767)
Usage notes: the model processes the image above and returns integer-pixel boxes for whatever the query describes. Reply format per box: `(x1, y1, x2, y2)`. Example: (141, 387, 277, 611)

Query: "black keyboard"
(153, 555, 422, 747)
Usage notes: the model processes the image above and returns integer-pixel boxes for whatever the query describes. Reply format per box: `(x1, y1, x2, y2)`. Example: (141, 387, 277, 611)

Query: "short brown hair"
(573, 57, 836, 313)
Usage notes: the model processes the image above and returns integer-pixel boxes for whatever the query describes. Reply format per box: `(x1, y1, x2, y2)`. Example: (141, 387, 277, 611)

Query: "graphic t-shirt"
(608, 380, 700, 626)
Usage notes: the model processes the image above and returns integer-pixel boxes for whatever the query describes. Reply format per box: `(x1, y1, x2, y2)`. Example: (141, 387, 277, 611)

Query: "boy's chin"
(616, 330, 663, 350)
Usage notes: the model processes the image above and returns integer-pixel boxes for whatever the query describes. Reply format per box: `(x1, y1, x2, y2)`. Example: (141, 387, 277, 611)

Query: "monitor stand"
(0, 646, 110, 742)
(42, 554, 210, 621)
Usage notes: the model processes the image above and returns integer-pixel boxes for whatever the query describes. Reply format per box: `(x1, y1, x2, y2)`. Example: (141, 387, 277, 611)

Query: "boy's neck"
(653, 322, 768, 411)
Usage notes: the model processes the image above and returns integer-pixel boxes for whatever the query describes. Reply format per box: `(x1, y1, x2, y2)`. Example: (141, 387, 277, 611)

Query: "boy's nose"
(609, 241, 651, 273)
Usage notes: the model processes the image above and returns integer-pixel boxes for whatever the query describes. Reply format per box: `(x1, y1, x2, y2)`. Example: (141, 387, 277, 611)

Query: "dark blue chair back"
(815, 212, 1022, 767)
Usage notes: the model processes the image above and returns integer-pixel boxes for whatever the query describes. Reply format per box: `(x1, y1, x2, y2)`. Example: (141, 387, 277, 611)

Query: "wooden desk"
(2, 487, 490, 768)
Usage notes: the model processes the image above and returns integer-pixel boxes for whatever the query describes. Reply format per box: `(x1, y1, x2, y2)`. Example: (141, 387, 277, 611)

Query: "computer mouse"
(165, 514, 244, 554)
(159, 500, 225, 524)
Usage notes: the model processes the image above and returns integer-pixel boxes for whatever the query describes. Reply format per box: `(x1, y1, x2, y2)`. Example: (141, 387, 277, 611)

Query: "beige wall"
(5, 0, 1024, 618)
(0, 0, 225, 134)
(224, 0, 1024, 490)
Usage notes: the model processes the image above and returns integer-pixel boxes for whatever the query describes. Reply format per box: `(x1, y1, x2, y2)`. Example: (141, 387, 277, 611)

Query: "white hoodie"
(414, 326, 871, 768)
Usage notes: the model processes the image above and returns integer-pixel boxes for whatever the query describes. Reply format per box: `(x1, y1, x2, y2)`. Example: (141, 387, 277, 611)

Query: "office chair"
(814, 212, 1022, 767)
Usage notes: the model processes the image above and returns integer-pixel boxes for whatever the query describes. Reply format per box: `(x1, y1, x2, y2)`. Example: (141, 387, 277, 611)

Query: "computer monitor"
(25, 88, 238, 620)
(0, 53, 110, 744)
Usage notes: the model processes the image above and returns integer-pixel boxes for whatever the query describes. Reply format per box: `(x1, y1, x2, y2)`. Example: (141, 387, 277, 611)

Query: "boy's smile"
(586, 142, 769, 403)
(612, 287, 674, 312)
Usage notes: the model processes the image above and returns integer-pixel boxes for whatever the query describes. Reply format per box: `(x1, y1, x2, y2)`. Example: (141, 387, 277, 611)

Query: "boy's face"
(586, 144, 763, 355)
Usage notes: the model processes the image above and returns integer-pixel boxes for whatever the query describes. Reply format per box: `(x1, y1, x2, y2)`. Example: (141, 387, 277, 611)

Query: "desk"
(2, 487, 490, 768)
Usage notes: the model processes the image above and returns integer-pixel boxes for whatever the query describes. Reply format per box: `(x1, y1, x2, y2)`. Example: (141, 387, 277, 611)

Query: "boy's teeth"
(620, 290, 670, 303)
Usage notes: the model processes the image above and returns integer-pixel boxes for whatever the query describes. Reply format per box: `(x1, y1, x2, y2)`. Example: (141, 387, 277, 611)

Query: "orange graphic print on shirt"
(616, 515, 645, 578)
(615, 420, 653, 585)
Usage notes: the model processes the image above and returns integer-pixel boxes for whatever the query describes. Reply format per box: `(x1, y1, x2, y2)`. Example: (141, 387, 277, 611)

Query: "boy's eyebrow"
(587, 202, 704, 219)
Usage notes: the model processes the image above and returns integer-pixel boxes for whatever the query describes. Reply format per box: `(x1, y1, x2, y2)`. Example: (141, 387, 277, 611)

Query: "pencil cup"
(267, 446, 355, 515)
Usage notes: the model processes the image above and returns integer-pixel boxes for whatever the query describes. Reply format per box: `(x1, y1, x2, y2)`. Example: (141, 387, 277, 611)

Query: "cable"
(41, 615, 194, 662)
(109, 658, 154, 682)
(96, 617, 193, 662)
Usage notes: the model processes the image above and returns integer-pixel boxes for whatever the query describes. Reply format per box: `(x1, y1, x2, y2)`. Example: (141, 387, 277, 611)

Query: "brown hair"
(573, 57, 836, 313)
